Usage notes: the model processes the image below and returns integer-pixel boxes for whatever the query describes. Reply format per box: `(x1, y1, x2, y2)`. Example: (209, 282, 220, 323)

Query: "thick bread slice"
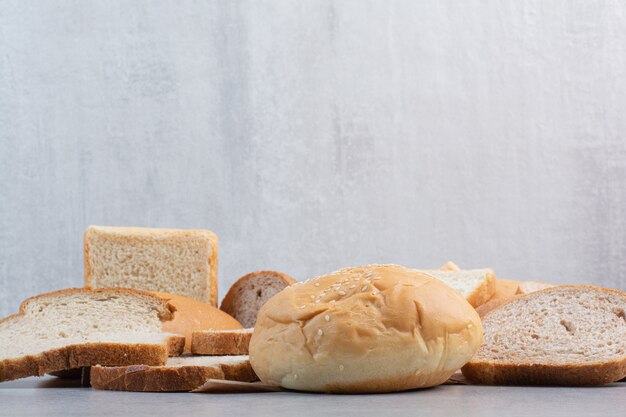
(84, 226, 219, 306)
(420, 269, 496, 307)
(0, 288, 178, 382)
(191, 328, 253, 355)
(220, 271, 295, 328)
(462, 286, 626, 385)
(91, 355, 257, 391)
(154, 292, 242, 352)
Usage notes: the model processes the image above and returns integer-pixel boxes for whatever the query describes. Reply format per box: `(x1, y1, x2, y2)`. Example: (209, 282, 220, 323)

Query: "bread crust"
(166, 335, 186, 356)
(250, 264, 483, 393)
(1, 343, 168, 383)
(191, 330, 252, 355)
(91, 364, 223, 392)
(90, 358, 258, 391)
(462, 359, 626, 386)
(0, 287, 177, 326)
(475, 295, 522, 318)
(465, 269, 496, 307)
(463, 285, 626, 386)
(0, 288, 178, 382)
(207, 232, 219, 306)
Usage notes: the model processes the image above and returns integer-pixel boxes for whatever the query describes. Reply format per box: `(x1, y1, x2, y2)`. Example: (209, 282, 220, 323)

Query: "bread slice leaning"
(91, 355, 257, 391)
(84, 226, 219, 306)
(0, 288, 180, 382)
(220, 270, 295, 327)
(462, 286, 626, 385)
(420, 269, 496, 307)
(191, 328, 253, 355)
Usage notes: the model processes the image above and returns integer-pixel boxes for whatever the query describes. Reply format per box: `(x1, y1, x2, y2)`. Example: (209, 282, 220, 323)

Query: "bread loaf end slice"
(220, 271, 295, 328)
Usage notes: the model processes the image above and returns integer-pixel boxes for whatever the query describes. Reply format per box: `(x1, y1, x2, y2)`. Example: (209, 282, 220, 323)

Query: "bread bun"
(249, 264, 483, 393)
(154, 292, 243, 352)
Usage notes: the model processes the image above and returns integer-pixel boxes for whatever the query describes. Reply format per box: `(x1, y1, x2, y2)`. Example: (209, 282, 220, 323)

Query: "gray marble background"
(2, 1, 626, 316)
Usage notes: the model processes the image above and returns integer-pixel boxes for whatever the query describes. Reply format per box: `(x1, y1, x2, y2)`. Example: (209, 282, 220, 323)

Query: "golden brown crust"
(207, 231, 219, 307)
(462, 359, 626, 386)
(491, 279, 520, 300)
(191, 330, 252, 355)
(84, 227, 93, 288)
(90, 358, 258, 391)
(0, 287, 176, 327)
(154, 292, 242, 352)
(0, 288, 178, 382)
(475, 295, 522, 318)
(250, 264, 483, 393)
(465, 269, 496, 307)
(166, 335, 186, 356)
(91, 364, 223, 391)
(1, 343, 168, 383)
(322, 369, 455, 393)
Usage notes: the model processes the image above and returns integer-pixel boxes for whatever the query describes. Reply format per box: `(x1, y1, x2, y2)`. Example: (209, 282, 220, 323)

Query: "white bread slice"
(84, 226, 218, 306)
(462, 286, 626, 385)
(91, 355, 257, 391)
(220, 270, 295, 327)
(191, 328, 253, 355)
(420, 269, 496, 307)
(0, 288, 181, 382)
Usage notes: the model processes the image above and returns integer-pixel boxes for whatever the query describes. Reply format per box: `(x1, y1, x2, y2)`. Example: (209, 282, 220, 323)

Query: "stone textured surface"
(0, 377, 625, 417)
(1, 1, 626, 316)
